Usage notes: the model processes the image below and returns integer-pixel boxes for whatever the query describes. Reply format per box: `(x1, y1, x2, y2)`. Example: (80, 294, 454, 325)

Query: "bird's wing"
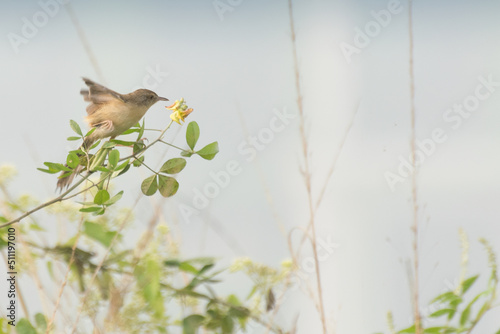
(80, 77, 125, 115)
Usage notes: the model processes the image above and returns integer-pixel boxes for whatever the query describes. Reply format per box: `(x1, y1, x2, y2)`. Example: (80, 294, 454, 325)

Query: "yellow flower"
(166, 98, 194, 124)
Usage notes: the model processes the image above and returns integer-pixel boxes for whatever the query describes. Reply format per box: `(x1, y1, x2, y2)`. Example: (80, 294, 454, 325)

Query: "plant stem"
(288, 0, 327, 333)
(0, 174, 90, 228)
(408, 0, 422, 332)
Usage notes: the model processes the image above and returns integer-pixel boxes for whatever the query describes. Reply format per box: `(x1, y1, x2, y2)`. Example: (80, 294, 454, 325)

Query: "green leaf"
(133, 156, 144, 167)
(196, 142, 219, 160)
(397, 325, 415, 334)
(109, 139, 137, 147)
(90, 148, 110, 171)
(181, 151, 194, 158)
(186, 121, 200, 150)
(141, 175, 158, 196)
(37, 168, 58, 174)
(221, 316, 234, 333)
(182, 314, 205, 334)
(108, 149, 120, 168)
(67, 152, 80, 169)
(16, 318, 37, 334)
(160, 158, 186, 174)
(431, 291, 461, 305)
(137, 118, 145, 141)
(34, 313, 47, 331)
(158, 175, 179, 197)
(70, 120, 83, 136)
(462, 275, 479, 295)
(423, 328, 447, 334)
(179, 261, 199, 274)
(94, 189, 110, 205)
(83, 221, 117, 247)
(102, 141, 117, 149)
(79, 206, 102, 213)
(429, 308, 455, 318)
(44, 162, 71, 172)
(89, 140, 101, 150)
(67, 136, 81, 141)
(115, 159, 130, 172)
(85, 127, 96, 137)
(122, 128, 140, 135)
(104, 191, 123, 206)
(117, 163, 131, 176)
(164, 259, 181, 267)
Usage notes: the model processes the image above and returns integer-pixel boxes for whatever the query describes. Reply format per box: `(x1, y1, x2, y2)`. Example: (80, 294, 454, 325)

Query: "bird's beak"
(157, 96, 169, 101)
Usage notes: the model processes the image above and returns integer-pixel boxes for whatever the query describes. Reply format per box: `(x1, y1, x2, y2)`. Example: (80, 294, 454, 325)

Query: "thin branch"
(408, 0, 422, 332)
(0, 174, 90, 228)
(288, 0, 327, 333)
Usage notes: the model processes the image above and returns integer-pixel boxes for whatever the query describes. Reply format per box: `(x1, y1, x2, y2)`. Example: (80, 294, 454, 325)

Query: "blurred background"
(1, 0, 500, 333)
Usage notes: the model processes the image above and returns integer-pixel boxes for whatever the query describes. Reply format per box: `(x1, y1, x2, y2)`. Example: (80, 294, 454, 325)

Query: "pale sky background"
(1, 0, 500, 333)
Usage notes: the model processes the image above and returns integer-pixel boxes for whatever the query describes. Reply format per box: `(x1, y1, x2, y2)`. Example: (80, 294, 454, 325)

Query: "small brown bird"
(56, 77, 169, 190)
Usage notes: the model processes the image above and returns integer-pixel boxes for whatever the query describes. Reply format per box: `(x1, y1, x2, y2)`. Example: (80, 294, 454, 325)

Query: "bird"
(56, 77, 169, 191)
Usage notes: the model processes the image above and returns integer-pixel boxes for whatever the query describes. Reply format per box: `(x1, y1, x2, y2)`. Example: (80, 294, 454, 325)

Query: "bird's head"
(130, 89, 169, 108)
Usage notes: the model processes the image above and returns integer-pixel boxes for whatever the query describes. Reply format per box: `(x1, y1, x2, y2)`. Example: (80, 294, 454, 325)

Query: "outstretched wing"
(80, 77, 125, 115)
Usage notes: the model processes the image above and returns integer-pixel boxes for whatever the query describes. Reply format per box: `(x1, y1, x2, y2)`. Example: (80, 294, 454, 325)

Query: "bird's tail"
(56, 134, 97, 192)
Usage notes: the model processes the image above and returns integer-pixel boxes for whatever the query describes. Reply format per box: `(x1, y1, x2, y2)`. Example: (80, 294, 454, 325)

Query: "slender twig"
(288, 0, 327, 333)
(69, 196, 142, 333)
(46, 203, 87, 333)
(158, 140, 185, 152)
(408, 0, 422, 333)
(0, 174, 90, 228)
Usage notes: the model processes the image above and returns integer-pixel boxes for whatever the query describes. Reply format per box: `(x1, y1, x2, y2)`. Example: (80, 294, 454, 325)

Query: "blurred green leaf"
(108, 149, 120, 168)
(158, 175, 179, 197)
(89, 140, 101, 150)
(133, 156, 144, 167)
(160, 158, 186, 174)
(34, 313, 47, 331)
(181, 151, 194, 158)
(85, 127, 96, 137)
(83, 221, 117, 247)
(186, 121, 200, 150)
(397, 325, 415, 333)
(37, 168, 58, 174)
(182, 314, 205, 334)
(117, 163, 131, 176)
(90, 148, 109, 171)
(429, 308, 455, 318)
(67, 136, 81, 141)
(141, 175, 158, 196)
(102, 141, 116, 149)
(221, 316, 234, 333)
(43, 162, 71, 172)
(109, 139, 136, 147)
(67, 152, 80, 169)
(94, 189, 110, 205)
(432, 291, 461, 305)
(122, 128, 140, 135)
(196, 142, 219, 160)
(104, 191, 123, 206)
(462, 275, 479, 295)
(16, 318, 37, 334)
(164, 259, 181, 267)
(137, 118, 145, 141)
(179, 261, 199, 274)
(79, 206, 102, 213)
(115, 160, 129, 172)
(70, 120, 83, 136)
